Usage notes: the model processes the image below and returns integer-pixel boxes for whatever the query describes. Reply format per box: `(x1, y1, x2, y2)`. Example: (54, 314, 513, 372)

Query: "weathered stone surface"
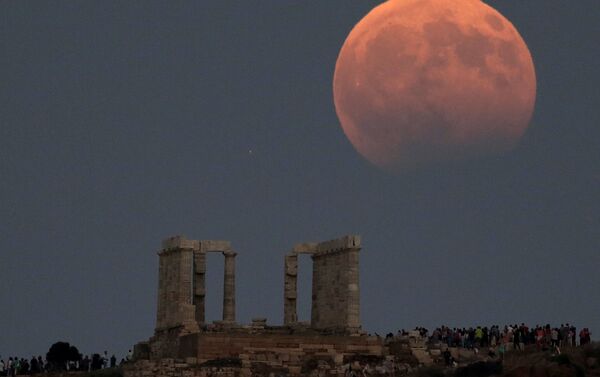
(162, 235, 199, 250)
(311, 236, 361, 332)
(222, 251, 236, 323)
(199, 240, 231, 252)
(315, 235, 361, 254)
(284, 235, 362, 333)
(284, 253, 299, 325)
(291, 242, 318, 254)
(411, 348, 434, 365)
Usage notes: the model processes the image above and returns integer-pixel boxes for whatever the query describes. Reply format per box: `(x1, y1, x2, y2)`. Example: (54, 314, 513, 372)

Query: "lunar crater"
(485, 14, 504, 31)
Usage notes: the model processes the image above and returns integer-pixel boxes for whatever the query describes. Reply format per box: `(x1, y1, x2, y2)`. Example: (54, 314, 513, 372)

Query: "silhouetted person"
(110, 355, 116, 368)
(81, 355, 90, 372)
(30, 357, 39, 374)
(580, 328, 591, 345)
(513, 328, 521, 351)
(443, 349, 452, 366)
(91, 354, 102, 371)
(20, 358, 29, 375)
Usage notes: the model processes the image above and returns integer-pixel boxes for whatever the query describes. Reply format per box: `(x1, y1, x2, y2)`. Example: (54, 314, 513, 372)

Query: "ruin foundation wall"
(126, 332, 385, 377)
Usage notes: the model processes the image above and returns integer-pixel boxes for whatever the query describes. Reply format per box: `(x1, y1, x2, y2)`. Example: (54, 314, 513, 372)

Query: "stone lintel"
(199, 240, 232, 252)
(293, 235, 360, 256)
(314, 234, 361, 255)
(160, 237, 234, 253)
(161, 235, 199, 251)
(291, 243, 318, 254)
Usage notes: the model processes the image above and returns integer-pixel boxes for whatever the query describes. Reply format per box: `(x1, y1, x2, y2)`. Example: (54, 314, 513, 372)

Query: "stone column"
(155, 250, 167, 330)
(179, 247, 199, 332)
(310, 253, 322, 327)
(346, 248, 361, 331)
(284, 254, 298, 325)
(193, 251, 207, 326)
(222, 250, 237, 323)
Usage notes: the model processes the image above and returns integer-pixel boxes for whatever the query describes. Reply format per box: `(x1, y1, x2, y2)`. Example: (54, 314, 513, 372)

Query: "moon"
(333, 0, 536, 172)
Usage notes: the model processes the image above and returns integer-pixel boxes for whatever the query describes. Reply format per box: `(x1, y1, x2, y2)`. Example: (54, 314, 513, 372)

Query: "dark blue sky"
(1, 1, 598, 358)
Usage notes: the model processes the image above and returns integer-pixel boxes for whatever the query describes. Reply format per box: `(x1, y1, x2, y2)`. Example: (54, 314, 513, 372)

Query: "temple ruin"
(127, 234, 386, 376)
(151, 234, 362, 339)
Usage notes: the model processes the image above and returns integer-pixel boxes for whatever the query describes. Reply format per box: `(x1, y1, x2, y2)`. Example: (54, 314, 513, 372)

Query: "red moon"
(333, 0, 536, 172)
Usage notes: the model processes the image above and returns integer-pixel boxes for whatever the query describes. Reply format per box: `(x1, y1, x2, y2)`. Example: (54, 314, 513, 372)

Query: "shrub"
(582, 342, 600, 359)
(550, 353, 572, 366)
(46, 341, 82, 371)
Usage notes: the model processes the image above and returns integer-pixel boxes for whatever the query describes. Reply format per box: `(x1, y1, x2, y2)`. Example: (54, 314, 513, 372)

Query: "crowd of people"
(0, 350, 132, 376)
(386, 323, 593, 353)
(0, 325, 594, 376)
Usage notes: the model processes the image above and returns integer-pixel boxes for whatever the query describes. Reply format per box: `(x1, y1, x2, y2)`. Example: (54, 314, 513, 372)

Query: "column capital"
(223, 250, 237, 257)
